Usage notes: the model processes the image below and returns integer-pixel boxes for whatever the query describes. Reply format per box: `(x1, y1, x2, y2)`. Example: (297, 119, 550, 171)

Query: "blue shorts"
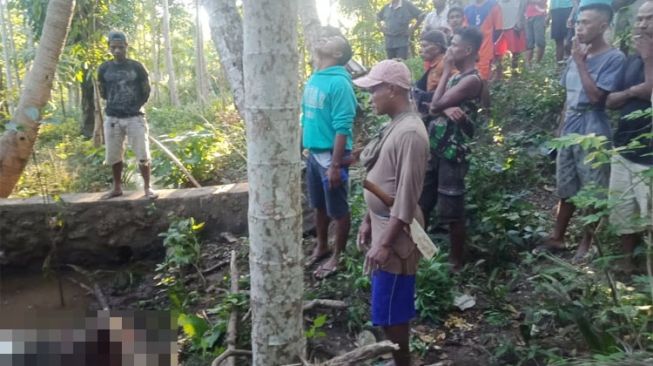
(371, 270, 416, 327)
(306, 152, 349, 219)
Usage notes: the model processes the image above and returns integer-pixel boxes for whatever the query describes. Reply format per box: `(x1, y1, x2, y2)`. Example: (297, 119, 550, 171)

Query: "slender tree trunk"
(0, 0, 75, 197)
(80, 72, 94, 138)
(202, 0, 245, 118)
(92, 78, 104, 146)
(150, 0, 161, 106)
(299, 0, 322, 68)
(5, 3, 19, 88)
(161, 0, 179, 106)
(0, 0, 14, 111)
(243, 0, 305, 364)
(195, 0, 210, 106)
(24, 19, 34, 73)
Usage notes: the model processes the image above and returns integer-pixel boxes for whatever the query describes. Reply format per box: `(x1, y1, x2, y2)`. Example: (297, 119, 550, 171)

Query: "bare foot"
(305, 247, 331, 268)
(144, 189, 159, 200)
(101, 190, 123, 200)
(314, 255, 339, 280)
(533, 237, 565, 254)
(571, 236, 592, 264)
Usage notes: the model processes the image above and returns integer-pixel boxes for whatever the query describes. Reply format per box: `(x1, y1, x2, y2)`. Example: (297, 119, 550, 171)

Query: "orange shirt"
(464, 0, 503, 79)
(426, 54, 446, 92)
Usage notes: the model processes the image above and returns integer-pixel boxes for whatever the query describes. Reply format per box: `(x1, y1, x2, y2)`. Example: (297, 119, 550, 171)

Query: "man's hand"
(357, 219, 372, 253)
(443, 107, 468, 123)
(327, 165, 342, 189)
(571, 37, 588, 65)
(635, 34, 653, 62)
(364, 244, 391, 275)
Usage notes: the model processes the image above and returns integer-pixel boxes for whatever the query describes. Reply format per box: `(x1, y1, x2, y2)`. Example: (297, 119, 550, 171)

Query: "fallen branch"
(211, 250, 251, 366)
(148, 135, 202, 188)
(67, 264, 110, 310)
(202, 258, 231, 275)
(302, 299, 347, 312)
(66, 277, 110, 310)
(283, 341, 399, 366)
(319, 341, 399, 366)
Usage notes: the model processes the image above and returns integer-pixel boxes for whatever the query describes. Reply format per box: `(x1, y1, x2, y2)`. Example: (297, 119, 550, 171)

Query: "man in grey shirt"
(377, 0, 425, 59)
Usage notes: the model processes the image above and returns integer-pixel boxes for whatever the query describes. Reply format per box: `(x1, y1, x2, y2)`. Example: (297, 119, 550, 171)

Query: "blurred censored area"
(0, 310, 178, 366)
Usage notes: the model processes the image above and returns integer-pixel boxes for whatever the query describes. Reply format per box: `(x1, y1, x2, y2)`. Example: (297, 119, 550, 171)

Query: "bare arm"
(606, 83, 653, 109)
(430, 73, 482, 113)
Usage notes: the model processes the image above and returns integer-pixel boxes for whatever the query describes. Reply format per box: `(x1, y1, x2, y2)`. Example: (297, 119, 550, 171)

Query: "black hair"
(455, 27, 483, 54)
(107, 31, 127, 44)
(448, 6, 464, 18)
(320, 26, 352, 65)
(421, 30, 448, 51)
(578, 3, 614, 23)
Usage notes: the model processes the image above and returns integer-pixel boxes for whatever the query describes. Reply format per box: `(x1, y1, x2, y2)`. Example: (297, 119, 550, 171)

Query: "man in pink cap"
(354, 59, 429, 366)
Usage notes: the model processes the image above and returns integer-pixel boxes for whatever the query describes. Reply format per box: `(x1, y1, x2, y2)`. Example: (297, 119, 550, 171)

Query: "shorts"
(609, 154, 652, 235)
(556, 143, 610, 199)
(104, 115, 151, 166)
(306, 152, 350, 219)
(418, 156, 467, 224)
(386, 46, 409, 60)
(495, 29, 527, 56)
(551, 7, 573, 41)
(371, 270, 416, 327)
(526, 15, 546, 49)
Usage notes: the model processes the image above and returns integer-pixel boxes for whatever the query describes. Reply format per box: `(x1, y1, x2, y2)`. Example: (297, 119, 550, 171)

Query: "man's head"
(447, 7, 465, 31)
(315, 30, 353, 69)
(450, 27, 483, 63)
(420, 30, 448, 61)
(433, 0, 447, 9)
(353, 60, 412, 115)
(634, 1, 653, 38)
(108, 31, 128, 62)
(575, 4, 613, 43)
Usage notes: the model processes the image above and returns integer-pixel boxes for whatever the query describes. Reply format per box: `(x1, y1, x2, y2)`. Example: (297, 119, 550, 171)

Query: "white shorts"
(104, 115, 151, 166)
(608, 154, 652, 235)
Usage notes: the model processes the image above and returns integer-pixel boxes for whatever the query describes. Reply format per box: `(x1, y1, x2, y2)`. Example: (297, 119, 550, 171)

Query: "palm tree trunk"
(0, 0, 76, 197)
(243, 0, 305, 364)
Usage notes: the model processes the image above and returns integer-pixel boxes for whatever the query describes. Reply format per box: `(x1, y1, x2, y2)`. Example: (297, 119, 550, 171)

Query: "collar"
(391, 0, 403, 9)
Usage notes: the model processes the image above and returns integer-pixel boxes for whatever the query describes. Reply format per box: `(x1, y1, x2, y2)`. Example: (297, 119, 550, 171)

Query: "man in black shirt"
(98, 31, 157, 199)
(605, 0, 653, 272)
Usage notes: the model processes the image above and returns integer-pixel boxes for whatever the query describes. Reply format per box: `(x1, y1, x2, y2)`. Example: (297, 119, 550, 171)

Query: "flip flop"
(305, 250, 332, 268)
(144, 190, 159, 200)
(313, 263, 338, 280)
(101, 190, 123, 200)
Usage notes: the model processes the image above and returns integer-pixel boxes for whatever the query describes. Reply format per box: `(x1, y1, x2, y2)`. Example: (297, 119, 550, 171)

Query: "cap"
(107, 31, 127, 43)
(353, 59, 412, 90)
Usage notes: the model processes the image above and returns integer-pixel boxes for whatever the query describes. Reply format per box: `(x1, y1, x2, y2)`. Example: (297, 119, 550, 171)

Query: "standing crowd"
(301, 0, 653, 365)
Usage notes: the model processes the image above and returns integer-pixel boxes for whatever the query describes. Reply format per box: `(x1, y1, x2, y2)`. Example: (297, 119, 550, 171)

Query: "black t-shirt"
(614, 55, 653, 166)
(97, 59, 150, 118)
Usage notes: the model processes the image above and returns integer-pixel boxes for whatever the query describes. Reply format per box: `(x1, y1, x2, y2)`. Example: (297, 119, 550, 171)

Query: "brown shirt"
(426, 54, 445, 92)
(364, 112, 429, 275)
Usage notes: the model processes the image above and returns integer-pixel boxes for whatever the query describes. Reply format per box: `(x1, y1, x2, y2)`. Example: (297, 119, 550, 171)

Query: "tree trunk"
(92, 78, 104, 146)
(161, 0, 179, 107)
(80, 72, 94, 138)
(0, 0, 75, 197)
(150, 0, 160, 106)
(195, 0, 210, 106)
(242, 0, 305, 364)
(202, 0, 245, 119)
(4, 3, 19, 88)
(299, 0, 322, 68)
(0, 0, 14, 111)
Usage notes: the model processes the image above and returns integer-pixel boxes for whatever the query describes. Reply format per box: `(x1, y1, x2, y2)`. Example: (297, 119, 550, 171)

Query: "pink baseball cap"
(353, 59, 412, 90)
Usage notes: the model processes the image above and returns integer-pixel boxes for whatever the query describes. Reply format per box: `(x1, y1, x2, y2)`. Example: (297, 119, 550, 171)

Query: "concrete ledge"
(0, 184, 249, 267)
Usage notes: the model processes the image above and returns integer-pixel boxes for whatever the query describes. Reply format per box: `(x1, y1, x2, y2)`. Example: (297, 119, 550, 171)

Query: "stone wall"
(0, 184, 249, 267)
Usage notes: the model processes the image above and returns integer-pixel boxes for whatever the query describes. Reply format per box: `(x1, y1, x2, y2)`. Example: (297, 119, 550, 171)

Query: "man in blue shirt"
(539, 4, 625, 262)
(302, 33, 357, 279)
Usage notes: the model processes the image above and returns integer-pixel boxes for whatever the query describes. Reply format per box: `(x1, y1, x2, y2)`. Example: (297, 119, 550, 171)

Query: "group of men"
(303, 1, 652, 365)
(377, 0, 649, 80)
